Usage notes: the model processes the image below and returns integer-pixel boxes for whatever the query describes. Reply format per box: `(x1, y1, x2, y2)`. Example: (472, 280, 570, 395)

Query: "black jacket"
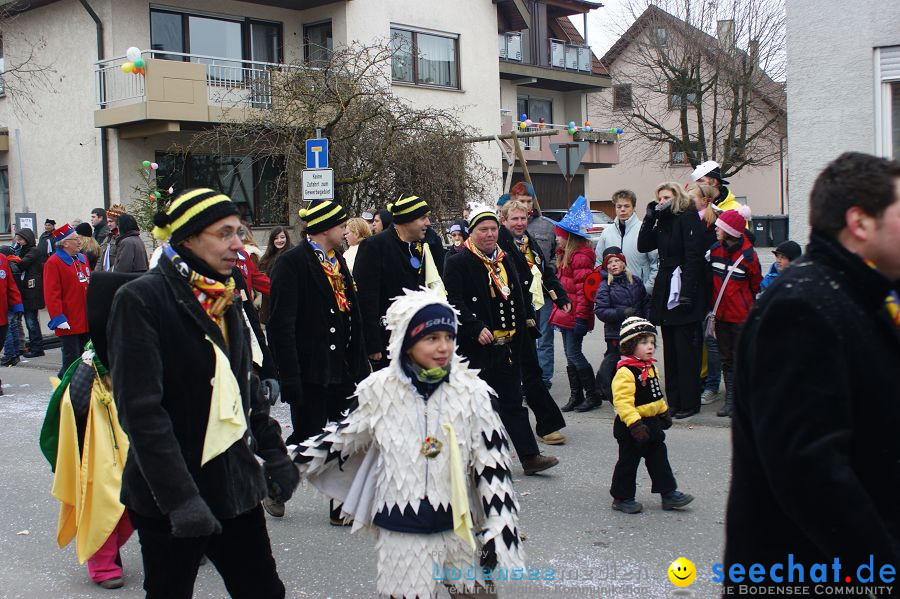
(353, 226, 444, 356)
(498, 226, 569, 312)
(444, 246, 528, 370)
(107, 256, 289, 520)
(268, 241, 368, 398)
(93, 221, 110, 245)
(637, 203, 709, 325)
(12, 228, 44, 310)
(37, 230, 55, 264)
(725, 232, 900, 588)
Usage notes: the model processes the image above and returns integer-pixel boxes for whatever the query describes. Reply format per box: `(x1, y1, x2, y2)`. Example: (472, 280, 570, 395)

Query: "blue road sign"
(306, 138, 329, 169)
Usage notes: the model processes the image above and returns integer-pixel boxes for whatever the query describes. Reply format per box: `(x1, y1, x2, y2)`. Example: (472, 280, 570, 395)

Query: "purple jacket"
(593, 271, 650, 340)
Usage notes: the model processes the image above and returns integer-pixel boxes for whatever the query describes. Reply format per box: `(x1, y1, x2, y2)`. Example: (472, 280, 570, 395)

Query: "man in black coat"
(37, 219, 56, 264)
(107, 189, 296, 598)
(268, 199, 368, 520)
(724, 153, 900, 595)
(353, 195, 444, 370)
(498, 199, 571, 445)
(444, 205, 559, 476)
(90, 208, 110, 245)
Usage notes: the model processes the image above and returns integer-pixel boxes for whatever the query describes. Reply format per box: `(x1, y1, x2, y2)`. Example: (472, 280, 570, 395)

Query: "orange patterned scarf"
(311, 241, 349, 312)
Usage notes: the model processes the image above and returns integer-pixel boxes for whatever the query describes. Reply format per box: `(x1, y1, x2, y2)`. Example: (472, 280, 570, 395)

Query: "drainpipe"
(79, 0, 111, 209)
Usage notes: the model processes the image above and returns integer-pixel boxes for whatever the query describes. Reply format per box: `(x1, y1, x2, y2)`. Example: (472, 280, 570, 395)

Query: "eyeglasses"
(202, 228, 240, 243)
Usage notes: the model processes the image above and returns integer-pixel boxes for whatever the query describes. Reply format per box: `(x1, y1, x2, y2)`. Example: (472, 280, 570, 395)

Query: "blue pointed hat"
(547, 196, 592, 238)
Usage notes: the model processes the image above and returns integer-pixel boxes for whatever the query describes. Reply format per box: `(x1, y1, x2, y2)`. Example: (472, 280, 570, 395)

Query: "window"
(877, 47, 900, 159)
(0, 34, 5, 96)
(516, 96, 551, 149)
(0, 168, 8, 233)
(670, 140, 702, 165)
(668, 81, 698, 108)
(390, 27, 459, 89)
(613, 84, 632, 110)
(304, 21, 333, 67)
(892, 81, 900, 159)
(155, 153, 287, 225)
(652, 27, 668, 47)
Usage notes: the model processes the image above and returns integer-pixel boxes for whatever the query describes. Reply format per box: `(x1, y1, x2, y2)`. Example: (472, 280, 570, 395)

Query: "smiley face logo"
(668, 557, 696, 587)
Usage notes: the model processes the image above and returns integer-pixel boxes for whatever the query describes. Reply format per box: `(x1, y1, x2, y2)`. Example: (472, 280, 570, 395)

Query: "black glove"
(645, 201, 659, 220)
(659, 411, 673, 430)
(261, 378, 280, 405)
(281, 380, 302, 406)
(629, 420, 650, 444)
(169, 495, 222, 538)
(622, 307, 636, 318)
(573, 318, 588, 337)
(264, 457, 300, 504)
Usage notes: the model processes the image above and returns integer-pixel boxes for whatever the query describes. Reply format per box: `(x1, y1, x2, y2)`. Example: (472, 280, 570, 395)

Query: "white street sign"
(302, 168, 334, 200)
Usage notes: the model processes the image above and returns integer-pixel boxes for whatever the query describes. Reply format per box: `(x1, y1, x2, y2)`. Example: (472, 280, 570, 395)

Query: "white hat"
(691, 160, 722, 182)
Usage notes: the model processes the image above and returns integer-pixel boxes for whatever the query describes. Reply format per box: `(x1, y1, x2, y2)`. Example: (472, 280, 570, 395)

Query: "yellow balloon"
(121, 62, 134, 73)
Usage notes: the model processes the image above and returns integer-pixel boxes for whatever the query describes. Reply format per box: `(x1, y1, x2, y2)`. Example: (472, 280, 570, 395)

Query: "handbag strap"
(711, 253, 744, 317)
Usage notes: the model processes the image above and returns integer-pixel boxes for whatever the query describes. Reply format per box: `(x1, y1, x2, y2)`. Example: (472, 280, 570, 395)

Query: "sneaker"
(22, 350, 45, 358)
(700, 389, 719, 404)
(0, 356, 19, 367)
(98, 577, 124, 589)
(521, 454, 559, 475)
(261, 496, 285, 518)
(538, 431, 566, 445)
(661, 491, 695, 510)
(612, 499, 643, 514)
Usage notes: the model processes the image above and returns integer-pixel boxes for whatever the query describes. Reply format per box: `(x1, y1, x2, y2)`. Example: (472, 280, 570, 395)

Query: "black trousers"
(479, 342, 540, 459)
(286, 381, 355, 445)
(660, 323, 702, 413)
(519, 335, 566, 437)
(59, 333, 91, 378)
(129, 505, 285, 599)
(714, 321, 742, 385)
(597, 340, 620, 402)
(609, 416, 677, 500)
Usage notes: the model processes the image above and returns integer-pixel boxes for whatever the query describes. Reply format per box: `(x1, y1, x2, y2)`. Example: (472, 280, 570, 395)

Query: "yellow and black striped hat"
(390, 195, 430, 224)
(152, 188, 239, 244)
(299, 199, 348, 234)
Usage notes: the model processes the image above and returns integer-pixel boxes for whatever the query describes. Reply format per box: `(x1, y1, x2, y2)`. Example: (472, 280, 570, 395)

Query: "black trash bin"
(768, 215, 789, 246)
(751, 217, 771, 247)
(750, 215, 789, 247)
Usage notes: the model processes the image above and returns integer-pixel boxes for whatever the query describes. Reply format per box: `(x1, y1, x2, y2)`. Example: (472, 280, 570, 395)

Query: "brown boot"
(521, 453, 559, 475)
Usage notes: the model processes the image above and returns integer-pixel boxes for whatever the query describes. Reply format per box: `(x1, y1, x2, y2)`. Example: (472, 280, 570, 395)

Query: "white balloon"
(126, 46, 141, 61)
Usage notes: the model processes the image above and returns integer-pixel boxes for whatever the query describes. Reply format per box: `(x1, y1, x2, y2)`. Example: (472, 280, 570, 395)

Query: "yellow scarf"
(201, 335, 247, 466)
(442, 423, 476, 551)
(464, 239, 510, 300)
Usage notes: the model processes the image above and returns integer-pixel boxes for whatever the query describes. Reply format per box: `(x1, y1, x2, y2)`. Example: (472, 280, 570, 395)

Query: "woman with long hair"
(549, 197, 601, 412)
(239, 220, 263, 267)
(258, 226, 293, 324)
(76, 223, 100, 270)
(342, 217, 371, 272)
(637, 182, 712, 419)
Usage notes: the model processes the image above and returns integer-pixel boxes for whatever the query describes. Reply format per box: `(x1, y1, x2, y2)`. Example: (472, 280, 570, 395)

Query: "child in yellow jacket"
(610, 317, 694, 514)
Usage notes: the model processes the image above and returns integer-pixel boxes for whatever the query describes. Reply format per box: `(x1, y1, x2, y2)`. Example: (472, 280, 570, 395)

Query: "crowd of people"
(26, 151, 899, 598)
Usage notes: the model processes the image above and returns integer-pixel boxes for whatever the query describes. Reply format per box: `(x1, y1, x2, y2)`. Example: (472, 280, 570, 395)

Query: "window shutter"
(880, 46, 900, 82)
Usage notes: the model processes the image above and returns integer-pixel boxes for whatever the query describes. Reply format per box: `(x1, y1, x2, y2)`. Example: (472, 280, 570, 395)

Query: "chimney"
(748, 38, 760, 69)
(717, 19, 734, 50)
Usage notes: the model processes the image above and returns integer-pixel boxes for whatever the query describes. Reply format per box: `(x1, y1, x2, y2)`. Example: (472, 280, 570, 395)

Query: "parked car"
(540, 209, 613, 247)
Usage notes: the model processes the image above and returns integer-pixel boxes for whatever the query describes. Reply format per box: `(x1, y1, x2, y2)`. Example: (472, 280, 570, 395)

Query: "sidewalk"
(8, 347, 62, 373)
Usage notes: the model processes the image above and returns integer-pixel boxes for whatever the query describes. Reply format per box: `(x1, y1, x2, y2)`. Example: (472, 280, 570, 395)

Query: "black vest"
(624, 365, 664, 407)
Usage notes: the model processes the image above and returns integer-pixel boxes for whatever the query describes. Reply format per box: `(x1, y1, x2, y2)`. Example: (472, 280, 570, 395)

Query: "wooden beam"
(463, 129, 559, 143)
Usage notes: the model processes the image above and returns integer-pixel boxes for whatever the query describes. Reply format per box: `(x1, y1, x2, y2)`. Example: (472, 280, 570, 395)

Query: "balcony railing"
(549, 39, 592, 72)
(498, 32, 523, 62)
(95, 51, 307, 110)
(500, 113, 619, 167)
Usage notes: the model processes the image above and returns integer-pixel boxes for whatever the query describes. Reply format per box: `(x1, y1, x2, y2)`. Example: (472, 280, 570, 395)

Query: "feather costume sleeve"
(293, 393, 373, 476)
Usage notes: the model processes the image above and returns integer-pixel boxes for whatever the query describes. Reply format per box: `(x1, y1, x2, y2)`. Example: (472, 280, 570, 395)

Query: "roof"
(556, 16, 609, 76)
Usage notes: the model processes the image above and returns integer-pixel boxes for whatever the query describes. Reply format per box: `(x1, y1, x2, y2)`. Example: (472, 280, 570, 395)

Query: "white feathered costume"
(294, 288, 525, 599)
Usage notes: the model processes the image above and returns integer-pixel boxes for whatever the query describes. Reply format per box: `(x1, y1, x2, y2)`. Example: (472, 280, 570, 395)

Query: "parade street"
(0, 333, 730, 599)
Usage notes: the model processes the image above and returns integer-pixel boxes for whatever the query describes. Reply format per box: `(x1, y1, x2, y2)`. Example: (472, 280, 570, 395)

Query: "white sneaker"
(700, 389, 720, 405)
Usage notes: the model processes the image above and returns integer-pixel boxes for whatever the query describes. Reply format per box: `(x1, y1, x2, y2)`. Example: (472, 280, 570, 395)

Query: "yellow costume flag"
(201, 336, 247, 466)
(51, 373, 129, 563)
(423, 244, 447, 298)
(529, 264, 544, 310)
(442, 423, 476, 552)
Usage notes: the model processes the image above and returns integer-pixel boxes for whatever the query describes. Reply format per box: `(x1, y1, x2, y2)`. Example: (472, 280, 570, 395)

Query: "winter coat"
(268, 241, 368, 396)
(97, 231, 117, 272)
(760, 263, 779, 291)
(107, 255, 290, 520)
(0, 254, 23, 322)
(498, 226, 569, 315)
(37, 231, 55, 264)
(526, 214, 558, 277)
(637, 203, 709, 326)
(43, 249, 91, 336)
(725, 232, 900, 587)
(112, 215, 148, 273)
(12, 228, 44, 310)
(237, 250, 270, 296)
(595, 212, 659, 295)
(549, 242, 596, 331)
(93, 222, 110, 245)
(593, 271, 649, 340)
(353, 227, 444, 356)
(709, 236, 762, 324)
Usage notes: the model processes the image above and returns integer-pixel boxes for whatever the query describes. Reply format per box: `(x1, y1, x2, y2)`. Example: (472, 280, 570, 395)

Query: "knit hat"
(402, 303, 457, 352)
(384, 288, 459, 361)
(619, 316, 657, 347)
(467, 203, 499, 231)
(497, 193, 511, 207)
(715, 205, 752, 238)
(773, 240, 802, 261)
(548, 195, 592, 239)
(52, 223, 76, 243)
(106, 204, 127, 218)
(601, 245, 627, 271)
(299, 199, 348, 235)
(45, 219, 56, 226)
(152, 188, 240, 244)
(691, 160, 730, 185)
(391, 195, 430, 224)
(510, 181, 536, 198)
(75, 222, 93, 237)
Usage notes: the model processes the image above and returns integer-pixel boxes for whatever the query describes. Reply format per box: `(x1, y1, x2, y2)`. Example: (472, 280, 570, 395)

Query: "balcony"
(498, 34, 609, 91)
(93, 51, 308, 136)
(500, 114, 619, 168)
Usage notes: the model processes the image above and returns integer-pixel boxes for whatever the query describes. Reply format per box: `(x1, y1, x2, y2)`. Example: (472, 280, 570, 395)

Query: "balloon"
(583, 125, 592, 132)
(519, 121, 526, 130)
(121, 62, 134, 73)
(134, 68, 144, 76)
(568, 127, 576, 135)
(569, 121, 576, 128)
(520, 113, 527, 121)
(167, 186, 174, 194)
(150, 162, 159, 170)
(584, 121, 591, 127)
(133, 57, 145, 68)
(524, 119, 533, 127)
(126, 46, 141, 62)
(617, 128, 624, 134)
(142, 160, 151, 168)
(154, 191, 162, 199)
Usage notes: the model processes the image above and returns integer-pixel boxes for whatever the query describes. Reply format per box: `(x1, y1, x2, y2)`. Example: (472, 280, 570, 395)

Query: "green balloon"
(154, 191, 162, 199)
(133, 57, 145, 68)
(142, 160, 151, 168)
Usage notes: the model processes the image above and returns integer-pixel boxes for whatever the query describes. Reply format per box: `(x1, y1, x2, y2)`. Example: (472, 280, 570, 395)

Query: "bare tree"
(181, 41, 491, 223)
(0, 2, 57, 115)
(594, 0, 786, 177)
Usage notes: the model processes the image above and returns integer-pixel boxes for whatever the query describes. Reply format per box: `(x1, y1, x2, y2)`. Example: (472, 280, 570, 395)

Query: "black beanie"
(402, 303, 457, 352)
(391, 195, 430, 224)
(152, 188, 240, 244)
(773, 240, 801, 261)
(75, 222, 94, 237)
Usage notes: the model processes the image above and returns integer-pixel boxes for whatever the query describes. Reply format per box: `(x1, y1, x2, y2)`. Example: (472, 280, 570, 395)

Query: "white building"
(786, 0, 900, 244)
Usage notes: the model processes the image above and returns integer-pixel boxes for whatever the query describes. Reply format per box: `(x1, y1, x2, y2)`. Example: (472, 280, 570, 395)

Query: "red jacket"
(709, 236, 762, 324)
(0, 254, 23, 322)
(43, 249, 91, 336)
(238, 251, 270, 296)
(549, 242, 597, 330)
